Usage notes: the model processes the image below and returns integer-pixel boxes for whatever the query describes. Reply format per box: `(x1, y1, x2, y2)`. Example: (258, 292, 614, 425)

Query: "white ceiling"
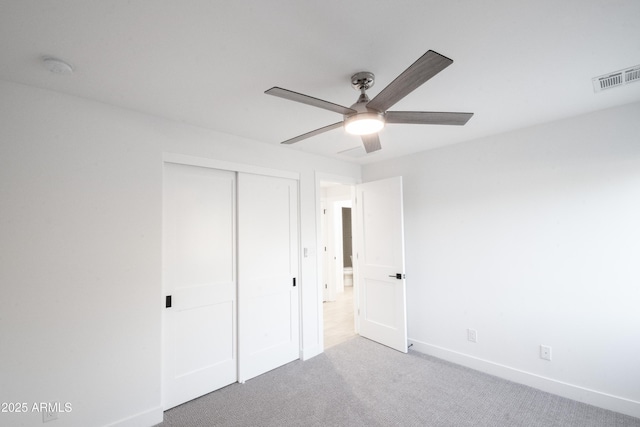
(2, 1, 639, 164)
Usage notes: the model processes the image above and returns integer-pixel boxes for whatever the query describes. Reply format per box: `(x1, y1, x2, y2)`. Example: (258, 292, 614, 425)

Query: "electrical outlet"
(540, 345, 552, 361)
(43, 405, 58, 423)
(467, 328, 478, 343)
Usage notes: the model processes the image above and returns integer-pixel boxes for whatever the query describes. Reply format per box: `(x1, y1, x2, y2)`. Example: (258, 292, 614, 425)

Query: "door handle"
(388, 273, 405, 280)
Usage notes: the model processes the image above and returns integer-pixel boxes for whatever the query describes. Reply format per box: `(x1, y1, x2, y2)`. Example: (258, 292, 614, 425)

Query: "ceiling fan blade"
(386, 111, 474, 126)
(361, 133, 382, 153)
(280, 121, 344, 145)
(266, 87, 356, 115)
(367, 50, 453, 112)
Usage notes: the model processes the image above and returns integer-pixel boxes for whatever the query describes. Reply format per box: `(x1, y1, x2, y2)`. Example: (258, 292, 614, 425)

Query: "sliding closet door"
(162, 163, 237, 409)
(238, 173, 299, 382)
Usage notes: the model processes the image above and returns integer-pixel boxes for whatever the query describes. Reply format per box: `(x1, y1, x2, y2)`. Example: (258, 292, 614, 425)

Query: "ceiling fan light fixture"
(344, 113, 385, 135)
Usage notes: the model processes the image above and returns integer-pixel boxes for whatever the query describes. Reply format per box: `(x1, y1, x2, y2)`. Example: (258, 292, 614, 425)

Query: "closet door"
(162, 163, 237, 409)
(238, 173, 299, 382)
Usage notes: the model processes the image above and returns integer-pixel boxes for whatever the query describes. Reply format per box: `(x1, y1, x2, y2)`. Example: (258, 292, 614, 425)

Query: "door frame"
(315, 172, 360, 351)
(332, 199, 353, 295)
(161, 152, 300, 407)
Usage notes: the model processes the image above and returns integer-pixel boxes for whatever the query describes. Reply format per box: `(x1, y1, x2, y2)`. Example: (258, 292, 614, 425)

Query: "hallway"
(323, 286, 356, 349)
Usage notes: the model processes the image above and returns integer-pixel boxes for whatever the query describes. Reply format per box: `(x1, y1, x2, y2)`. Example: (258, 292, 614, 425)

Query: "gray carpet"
(158, 337, 640, 426)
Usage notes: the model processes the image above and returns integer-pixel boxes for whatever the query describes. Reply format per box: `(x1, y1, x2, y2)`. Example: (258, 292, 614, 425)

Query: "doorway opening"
(320, 181, 357, 349)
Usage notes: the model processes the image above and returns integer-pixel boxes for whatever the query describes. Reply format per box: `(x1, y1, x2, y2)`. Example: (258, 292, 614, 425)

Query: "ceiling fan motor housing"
(344, 101, 385, 121)
(344, 71, 386, 134)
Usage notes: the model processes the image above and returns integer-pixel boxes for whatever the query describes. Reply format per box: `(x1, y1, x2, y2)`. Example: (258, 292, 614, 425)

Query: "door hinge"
(165, 295, 172, 308)
(325, 284, 327, 289)
(293, 277, 297, 287)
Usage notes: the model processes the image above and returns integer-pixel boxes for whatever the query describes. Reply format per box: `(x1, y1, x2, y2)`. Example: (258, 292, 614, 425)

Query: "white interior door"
(162, 163, 237, 409)
(355, 176, 407, 353)
(238, 173, 299, 382)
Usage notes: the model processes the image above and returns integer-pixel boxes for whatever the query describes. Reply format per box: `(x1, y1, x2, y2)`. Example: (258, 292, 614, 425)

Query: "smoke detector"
(42, 57, 74, 75)
(592, 65, 640, 92)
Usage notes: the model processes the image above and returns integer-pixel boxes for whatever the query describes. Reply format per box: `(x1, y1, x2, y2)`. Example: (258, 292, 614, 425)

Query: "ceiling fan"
(265, 50, 474, 154)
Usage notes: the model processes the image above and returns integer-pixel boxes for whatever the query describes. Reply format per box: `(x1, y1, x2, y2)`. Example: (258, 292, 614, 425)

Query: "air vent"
(593, 65, 640, 93)
(596, 73, 622, 90)
(625, 67, 640, 84)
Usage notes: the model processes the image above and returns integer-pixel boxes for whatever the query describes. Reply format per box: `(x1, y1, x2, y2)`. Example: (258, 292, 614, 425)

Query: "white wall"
(362, 102, 640, 418)
(0, 80, 360, 427)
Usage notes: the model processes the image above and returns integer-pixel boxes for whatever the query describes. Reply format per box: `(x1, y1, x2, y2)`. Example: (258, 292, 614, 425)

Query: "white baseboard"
(106, 405, 163, 427)
(408, 338, 640, 420)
